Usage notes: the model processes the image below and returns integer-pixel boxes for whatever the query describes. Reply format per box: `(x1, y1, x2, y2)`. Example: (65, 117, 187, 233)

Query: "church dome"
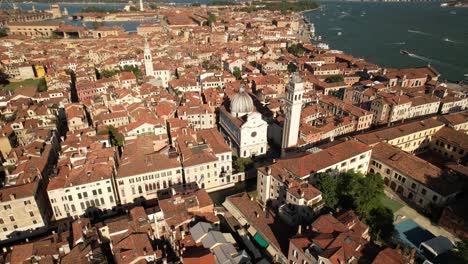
(231, 86, 254, 117)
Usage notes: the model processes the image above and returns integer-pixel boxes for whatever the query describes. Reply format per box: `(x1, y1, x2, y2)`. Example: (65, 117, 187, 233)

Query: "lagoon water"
(3, 1, 468, 80)
(305, 1, 468, 81)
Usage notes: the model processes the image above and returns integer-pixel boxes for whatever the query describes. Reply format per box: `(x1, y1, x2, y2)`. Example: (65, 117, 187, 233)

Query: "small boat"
(440, 3, 448, 7)
(400, 50, 410, 56)
(337, 32, 342, 36)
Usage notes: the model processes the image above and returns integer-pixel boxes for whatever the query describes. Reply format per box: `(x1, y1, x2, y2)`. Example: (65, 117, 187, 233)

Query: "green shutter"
(253, 233, 269, 248)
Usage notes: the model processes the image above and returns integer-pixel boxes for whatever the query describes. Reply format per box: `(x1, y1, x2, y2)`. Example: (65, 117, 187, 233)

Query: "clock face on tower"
(251, 131, 257, 138)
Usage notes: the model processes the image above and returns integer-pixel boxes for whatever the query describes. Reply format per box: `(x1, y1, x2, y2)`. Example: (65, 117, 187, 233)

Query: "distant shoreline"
(16, 2, 126, 4)
(299, 6, 320, 14)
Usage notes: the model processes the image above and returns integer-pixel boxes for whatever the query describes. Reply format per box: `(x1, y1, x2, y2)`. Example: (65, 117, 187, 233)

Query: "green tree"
(233, 66, 242, 80)
(0, 68, 8, 85)
(338, 171, 364, 199)
(314, 172, 339, 209)
(121, 65, 142, 79)
(0, 28, 7, 37)
(129, 6, 138, 11)
(325, 75, 344, 83)
(37, 78, 47, 92)
(287, 63, 298, 73)
(100, 69, 118, 78)
(287, 43, 304, 57)
(367, 206, 394, 242)
(455, 239, 468, 263)
(206, 13, 217, 26)
(233, 157, 253, 172)
(350, 173, 384, 219)
(108, 125, 124, 147)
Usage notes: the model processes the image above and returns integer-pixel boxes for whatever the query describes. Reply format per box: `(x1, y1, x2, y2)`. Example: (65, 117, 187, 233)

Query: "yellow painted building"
(34, 65, 46, 78)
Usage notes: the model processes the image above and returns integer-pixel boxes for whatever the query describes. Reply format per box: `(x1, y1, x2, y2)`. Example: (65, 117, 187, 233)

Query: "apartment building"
(47, 146, 119, 220)
(319, 96, 373, 131)
(437, 92, 467, 114)
(158, 185, 216, 248)
(117, 136, 183, 204)
(263, 140, 371, 182)
(65, 103, 89, 132)
(438, 112, 468, 133)
(177, 129, 234, 192)
(430, 126, 468, 162)
(95, 111, 130, 128)
(223, 193, 291, 263)
(370, 95, 411, 124)
(257, 165, 323, 226)
(177, 104, 216, 131)
(385, 68, 430, 88)
(98, 207, 159, 263)
(370, 142, 463, 208)
(356, 118, 445, 154)
(7, 21, 60, 37)
(0, 178, 51, 242)
(407, 94, 440, 119)
(288, 211, 370, 264)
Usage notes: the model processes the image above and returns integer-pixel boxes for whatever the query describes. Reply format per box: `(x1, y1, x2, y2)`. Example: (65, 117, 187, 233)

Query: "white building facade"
(281, 73, 304, 152)
(219, 87, 268, 158)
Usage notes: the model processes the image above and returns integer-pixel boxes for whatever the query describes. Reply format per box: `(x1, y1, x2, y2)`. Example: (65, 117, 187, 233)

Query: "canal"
(208, 177, 257, 206)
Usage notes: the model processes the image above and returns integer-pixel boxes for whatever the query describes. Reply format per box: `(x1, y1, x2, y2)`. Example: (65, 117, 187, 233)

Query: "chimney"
(266, 166, 271, 175)
(297, 225, 302, 235)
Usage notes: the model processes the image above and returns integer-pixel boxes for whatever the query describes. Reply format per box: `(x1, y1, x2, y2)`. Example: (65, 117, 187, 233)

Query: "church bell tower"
(281, 72, 304, 156)
(144, 38, 154, 77)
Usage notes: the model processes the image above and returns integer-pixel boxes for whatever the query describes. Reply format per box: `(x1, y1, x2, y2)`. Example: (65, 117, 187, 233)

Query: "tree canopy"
(287, 43, 305, 57)
(108, 125, 124, 147)
(233, 67, 242, 80)
(37, 78, 48, 92)
(325, 75, 345, 83)
(233, 157, 253, 172)
(0, 28, 7, 37)
(313, 170, 392, 242)
(314, 172, 339, 209)
(96, 65, 141, 80)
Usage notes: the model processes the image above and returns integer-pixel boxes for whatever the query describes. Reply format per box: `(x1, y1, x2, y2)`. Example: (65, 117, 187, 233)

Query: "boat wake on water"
(391, 42, 406, 45)
(443, 37, 461, 44)
(407, 29, 432, 36)
(400, 50, 457, 68)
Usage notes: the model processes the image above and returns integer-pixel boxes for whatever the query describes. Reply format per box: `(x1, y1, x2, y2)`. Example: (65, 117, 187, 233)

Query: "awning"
(253, 232, 269, 248)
